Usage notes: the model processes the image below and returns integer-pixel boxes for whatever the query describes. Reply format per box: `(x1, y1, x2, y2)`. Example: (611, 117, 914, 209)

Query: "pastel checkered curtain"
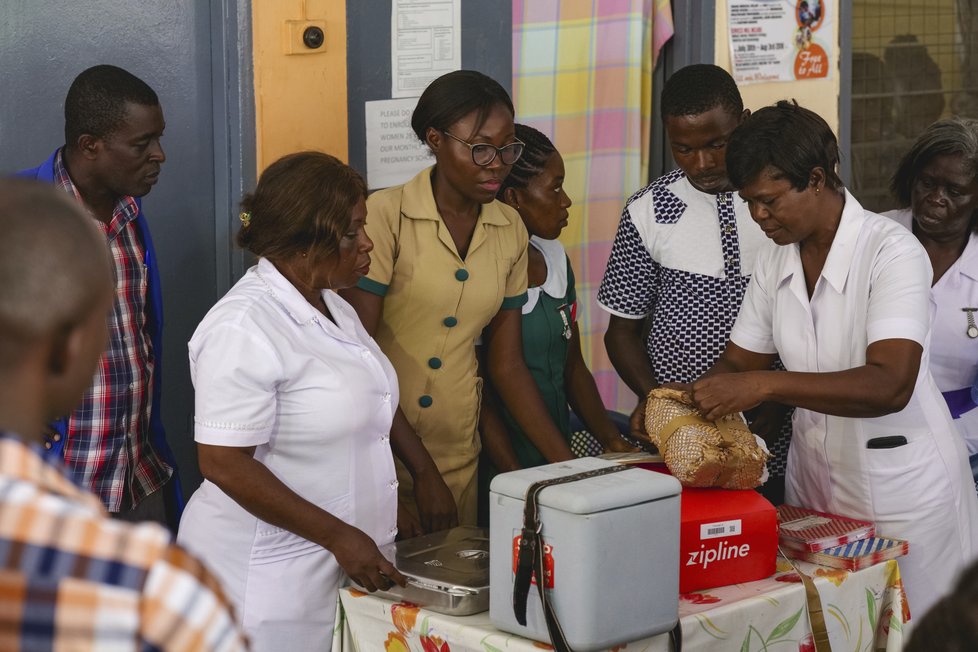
(512, 0, 673, 412)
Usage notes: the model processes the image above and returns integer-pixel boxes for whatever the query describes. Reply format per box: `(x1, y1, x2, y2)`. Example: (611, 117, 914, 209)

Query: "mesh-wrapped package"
(644, 388, 769, 489)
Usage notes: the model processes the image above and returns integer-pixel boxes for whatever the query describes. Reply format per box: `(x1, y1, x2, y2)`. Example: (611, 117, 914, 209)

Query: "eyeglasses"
(441, 130, 525, 166)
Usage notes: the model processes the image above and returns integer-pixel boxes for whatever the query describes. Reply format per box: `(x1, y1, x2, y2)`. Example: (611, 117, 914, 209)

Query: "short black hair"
(411, 70, 513, 143)
(64, 65, 159, 148)
(726, 99, 843, 192)
(497, 124, 557, 197)
(661, 64, 744, 119)
(890, 117, 978, 207)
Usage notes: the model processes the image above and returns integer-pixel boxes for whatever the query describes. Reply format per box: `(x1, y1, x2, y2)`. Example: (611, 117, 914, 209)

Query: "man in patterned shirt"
(0, 179, 246, 651)
(598, 64, 791, 502)
(18, 65, 180, 526)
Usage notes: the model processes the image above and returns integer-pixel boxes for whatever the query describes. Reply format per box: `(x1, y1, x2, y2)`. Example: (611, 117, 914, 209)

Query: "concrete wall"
(0, 0, 255, 496)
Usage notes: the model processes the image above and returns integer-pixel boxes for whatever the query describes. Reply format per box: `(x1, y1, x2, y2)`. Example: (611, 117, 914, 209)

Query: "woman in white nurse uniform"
(687, 101, 978, 617)
(883, 118, 978, 484)
(177, 152, 446, 651)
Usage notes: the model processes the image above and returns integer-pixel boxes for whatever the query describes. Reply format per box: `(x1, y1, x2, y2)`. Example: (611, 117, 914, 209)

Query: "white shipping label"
(700, 519, 743, 540)
(780, 515, 831, 531)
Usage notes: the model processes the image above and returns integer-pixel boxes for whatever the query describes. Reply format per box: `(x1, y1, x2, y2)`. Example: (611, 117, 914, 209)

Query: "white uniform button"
(382, 392, 391, 403)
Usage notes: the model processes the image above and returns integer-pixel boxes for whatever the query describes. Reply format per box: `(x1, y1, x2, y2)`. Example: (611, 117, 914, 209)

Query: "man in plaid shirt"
(18, 65, 181, 526)
(0, 179, 246, 651)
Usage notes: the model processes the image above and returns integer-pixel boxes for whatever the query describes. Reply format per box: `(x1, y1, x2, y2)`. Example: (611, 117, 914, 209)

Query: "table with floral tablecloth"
(332, 557, 909, 652)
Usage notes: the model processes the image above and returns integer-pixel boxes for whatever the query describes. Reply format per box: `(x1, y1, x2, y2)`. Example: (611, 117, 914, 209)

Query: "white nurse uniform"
(884, 208, 978, 456)
(731, 191, 978, 616)
(177, 258, 399, 651)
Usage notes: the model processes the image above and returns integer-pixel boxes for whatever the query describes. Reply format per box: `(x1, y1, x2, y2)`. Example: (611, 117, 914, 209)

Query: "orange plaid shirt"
(0, 435, 247, 651)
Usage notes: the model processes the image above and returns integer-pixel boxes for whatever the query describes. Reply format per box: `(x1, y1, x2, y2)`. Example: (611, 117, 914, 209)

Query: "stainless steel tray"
(365, 526, 490, 615)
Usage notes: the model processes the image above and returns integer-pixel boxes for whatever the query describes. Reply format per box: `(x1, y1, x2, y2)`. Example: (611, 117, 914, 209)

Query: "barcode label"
(700, 519, 743, 540)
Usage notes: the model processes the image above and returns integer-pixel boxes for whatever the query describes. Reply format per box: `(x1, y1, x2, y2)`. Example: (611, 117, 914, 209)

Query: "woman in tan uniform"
(342, 70, 574, 531)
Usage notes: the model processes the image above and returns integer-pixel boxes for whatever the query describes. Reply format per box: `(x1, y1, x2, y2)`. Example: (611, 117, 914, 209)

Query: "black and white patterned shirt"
(598, 168, 791, 477)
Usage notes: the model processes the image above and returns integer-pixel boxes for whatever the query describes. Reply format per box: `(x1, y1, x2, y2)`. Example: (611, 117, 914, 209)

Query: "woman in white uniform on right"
(882, 118, 978, 484)
(688, 100, 978, 616)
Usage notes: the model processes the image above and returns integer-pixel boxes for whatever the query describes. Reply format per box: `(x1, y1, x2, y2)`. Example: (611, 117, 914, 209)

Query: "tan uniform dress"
(360, 167, 528, 524)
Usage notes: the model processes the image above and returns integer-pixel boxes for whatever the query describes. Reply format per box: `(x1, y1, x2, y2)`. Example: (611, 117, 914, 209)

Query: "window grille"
(850, 0, 978, 212)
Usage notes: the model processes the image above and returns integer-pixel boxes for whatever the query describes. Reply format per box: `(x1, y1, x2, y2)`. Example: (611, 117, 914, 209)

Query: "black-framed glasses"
(441, 130, 525, 166)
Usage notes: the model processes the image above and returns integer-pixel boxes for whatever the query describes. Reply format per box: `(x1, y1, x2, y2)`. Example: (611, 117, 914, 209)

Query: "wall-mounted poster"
(391, 0, 461, 98)
(727, 0, 833, 84)
(365, 98, 434, 190)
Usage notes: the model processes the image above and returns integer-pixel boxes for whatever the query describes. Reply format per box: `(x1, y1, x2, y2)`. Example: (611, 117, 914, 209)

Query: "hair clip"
(239, 211, 252, 227)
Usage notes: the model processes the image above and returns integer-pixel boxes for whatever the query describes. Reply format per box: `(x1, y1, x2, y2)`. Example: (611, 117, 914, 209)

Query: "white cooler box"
(489, 457, 682, 651)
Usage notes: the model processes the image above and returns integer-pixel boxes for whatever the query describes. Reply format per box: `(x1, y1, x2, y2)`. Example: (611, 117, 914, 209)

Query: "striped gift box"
(777, 504, 875, 552)
(787, 536, 909, 571)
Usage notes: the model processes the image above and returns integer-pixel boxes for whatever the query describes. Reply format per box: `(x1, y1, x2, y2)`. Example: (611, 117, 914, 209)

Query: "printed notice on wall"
(365, 98, 434, 190)
(391, 0, 461, 98)
(727, 0, 833, 84)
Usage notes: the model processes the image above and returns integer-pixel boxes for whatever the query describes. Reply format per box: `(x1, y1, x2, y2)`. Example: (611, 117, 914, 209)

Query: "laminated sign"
(727, 0, 834, 84)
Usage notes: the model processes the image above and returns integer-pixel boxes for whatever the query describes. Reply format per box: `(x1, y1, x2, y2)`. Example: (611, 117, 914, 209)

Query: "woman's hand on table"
(690, 372, 767, 420)
(331, 524, 407, 592)
(628, 400, 649, 440)
(396, 504, 424, 541)
(413, 469, 459, 533)
(601, 432, 639, 454)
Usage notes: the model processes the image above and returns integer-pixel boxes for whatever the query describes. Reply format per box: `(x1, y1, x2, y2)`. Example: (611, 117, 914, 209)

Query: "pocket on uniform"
(250, 494, 351, 565)
(865, 437, 947, 519)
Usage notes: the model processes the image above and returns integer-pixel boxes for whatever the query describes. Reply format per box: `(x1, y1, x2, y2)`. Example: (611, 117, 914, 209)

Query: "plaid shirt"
(0, 434, 247, 651)
(54, 150, 172, 511)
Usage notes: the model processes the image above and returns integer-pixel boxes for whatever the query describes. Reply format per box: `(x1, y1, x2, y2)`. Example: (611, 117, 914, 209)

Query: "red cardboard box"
(678, 487, 778, 593)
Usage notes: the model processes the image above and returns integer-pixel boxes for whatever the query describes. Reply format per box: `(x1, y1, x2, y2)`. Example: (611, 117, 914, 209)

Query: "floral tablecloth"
(332, 558, 909, 652)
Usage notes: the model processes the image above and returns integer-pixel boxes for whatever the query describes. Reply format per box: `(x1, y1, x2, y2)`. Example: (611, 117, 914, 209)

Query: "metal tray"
(364, 526, 490, 615)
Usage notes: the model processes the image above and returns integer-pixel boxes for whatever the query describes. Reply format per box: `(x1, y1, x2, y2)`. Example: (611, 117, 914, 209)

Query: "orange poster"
(728, 0, 833, 84)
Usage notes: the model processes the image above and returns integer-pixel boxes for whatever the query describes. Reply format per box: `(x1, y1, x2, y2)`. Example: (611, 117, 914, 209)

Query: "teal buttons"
(428, 357, 442, 369)
(443, 316, 458, 327)
(419, 395, 433, 408)
(455, 269, 469, 281)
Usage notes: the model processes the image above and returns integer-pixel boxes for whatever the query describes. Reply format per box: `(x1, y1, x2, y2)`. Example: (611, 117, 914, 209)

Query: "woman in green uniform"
(480, 125, 631, 480)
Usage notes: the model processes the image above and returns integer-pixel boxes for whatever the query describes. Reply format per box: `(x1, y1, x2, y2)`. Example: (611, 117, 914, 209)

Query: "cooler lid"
(390, 526, 490, 589)
(490, 457, 682, 515)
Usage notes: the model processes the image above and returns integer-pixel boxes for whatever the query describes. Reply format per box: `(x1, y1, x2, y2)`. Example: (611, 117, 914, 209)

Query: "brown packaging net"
(644, 388, 769, 489)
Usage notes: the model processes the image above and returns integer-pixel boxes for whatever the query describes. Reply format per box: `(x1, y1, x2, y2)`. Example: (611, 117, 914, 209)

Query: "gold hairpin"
(239, 211, 252, 227)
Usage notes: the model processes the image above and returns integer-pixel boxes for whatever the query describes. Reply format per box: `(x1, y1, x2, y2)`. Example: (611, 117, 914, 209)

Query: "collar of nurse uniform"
(253, 257, 360, 339)
(776, 188, 866, 295)
(399, 165, 512, 227)
(957, 231, 978, 283)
